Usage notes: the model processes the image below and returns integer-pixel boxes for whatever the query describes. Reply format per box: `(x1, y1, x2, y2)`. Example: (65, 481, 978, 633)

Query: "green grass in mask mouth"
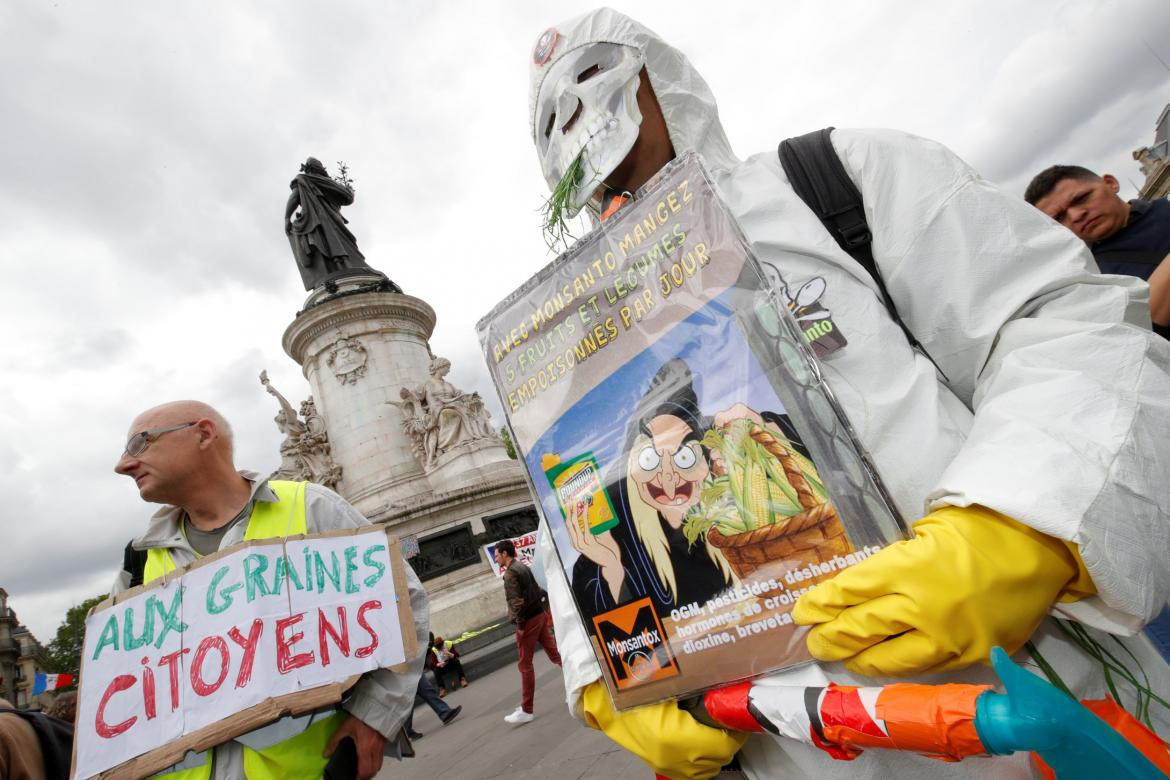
(541, 152, 587, 251)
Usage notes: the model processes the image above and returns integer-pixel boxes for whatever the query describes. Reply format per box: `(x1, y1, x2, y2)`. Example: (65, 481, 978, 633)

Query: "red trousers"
(516, 609, 561, 713)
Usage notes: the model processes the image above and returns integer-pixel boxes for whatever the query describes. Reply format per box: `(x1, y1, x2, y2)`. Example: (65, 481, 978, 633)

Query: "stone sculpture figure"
(260, 371, 343, 490)
(284, 157, 370, 291)
(387, 386, 433, 467)
(424, 356, 488, 449)
(389, 356, 498, 469)
(301, 397, 328, 440)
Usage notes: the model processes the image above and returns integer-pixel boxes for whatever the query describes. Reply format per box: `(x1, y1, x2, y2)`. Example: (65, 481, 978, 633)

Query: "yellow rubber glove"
(792, 505, 1095, 677)
(580, 680, 747, 780)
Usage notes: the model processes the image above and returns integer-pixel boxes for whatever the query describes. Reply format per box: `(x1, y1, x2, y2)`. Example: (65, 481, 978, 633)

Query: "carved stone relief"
(407, 523, 479, 581)
(326, 336, 368, 385)
(260, 371, 343, 490)
(483, 508, 539, 541)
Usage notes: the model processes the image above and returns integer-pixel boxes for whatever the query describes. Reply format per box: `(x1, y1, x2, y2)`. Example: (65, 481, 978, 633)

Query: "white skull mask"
(535, 42, 644, 216)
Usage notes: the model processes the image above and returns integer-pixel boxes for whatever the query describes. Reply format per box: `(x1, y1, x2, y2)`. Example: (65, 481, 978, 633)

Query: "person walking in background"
(42, 692, 77, 724)
(403, 675, 461, 740)
(495, 538, 561, 725)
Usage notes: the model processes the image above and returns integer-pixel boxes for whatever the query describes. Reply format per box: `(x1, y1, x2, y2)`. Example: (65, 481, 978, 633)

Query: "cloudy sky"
(3, 0, 1168, 643)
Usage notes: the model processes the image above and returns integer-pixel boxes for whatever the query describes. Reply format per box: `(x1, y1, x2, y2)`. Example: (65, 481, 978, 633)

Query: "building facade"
(0, 589, 49, 707)
(1134, 102, 1170, 200)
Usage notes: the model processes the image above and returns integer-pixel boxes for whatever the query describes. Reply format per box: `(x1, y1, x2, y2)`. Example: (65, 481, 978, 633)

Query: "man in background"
(1026, 165, 1170, 337)
(495, 538, 561, 726)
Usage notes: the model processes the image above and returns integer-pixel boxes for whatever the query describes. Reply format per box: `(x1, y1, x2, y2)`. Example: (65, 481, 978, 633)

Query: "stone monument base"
(277, 161, 540, 653)
(283, 265, 538, 645)
(423, 565, 507, 639)
(429, 437, 520, 491)
(367, 458, 537, 639)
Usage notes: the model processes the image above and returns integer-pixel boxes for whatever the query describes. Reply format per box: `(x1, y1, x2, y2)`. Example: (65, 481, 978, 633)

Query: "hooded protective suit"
(528, 8, 1170, 778)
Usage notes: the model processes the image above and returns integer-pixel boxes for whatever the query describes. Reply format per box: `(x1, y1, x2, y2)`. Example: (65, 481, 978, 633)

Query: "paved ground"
(375, 652, 645, 779)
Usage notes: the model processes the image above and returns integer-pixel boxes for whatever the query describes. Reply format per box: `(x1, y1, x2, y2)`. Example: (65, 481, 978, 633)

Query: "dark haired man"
(1026, 165, 1170, 337)
(494, 538, 561, 725)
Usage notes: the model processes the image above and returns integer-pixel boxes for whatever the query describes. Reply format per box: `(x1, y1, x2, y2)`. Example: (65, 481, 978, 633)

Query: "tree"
(45, 594, 107, 679)
(498, 425, 517, 459)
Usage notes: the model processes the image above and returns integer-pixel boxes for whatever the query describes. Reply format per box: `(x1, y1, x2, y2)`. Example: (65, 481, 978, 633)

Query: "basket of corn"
(683, 418, 850, 578)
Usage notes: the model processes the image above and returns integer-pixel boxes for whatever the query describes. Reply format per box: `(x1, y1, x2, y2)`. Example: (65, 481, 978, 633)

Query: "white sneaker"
(504, 707, 534, 725)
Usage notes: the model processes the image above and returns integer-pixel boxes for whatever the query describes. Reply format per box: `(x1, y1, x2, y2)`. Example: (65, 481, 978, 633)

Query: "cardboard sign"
(482, 532, 538, 577)
(73, 527, 416, 779)
(476, 153, 907, 709)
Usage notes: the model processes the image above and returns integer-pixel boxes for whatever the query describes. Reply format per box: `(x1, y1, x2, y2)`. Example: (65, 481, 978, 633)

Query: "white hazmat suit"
(528, 8, 1170, 778)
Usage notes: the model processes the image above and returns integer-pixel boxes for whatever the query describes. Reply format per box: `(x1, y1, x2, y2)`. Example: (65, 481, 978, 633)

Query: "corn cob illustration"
(686, 418, 832, 551)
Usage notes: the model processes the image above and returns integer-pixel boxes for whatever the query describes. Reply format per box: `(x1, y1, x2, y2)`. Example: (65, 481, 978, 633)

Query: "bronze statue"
(284, 158, 371, 290)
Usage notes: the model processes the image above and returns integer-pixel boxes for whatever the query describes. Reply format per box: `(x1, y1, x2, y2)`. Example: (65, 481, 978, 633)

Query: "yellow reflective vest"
(143, 480, 345, 780)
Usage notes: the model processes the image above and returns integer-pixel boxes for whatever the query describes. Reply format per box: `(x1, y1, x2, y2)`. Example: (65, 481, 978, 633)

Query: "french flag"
(31, 673, 74, 695)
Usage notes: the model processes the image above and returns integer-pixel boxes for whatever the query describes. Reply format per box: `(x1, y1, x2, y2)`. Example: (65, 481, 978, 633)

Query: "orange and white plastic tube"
(702, 679, 991, 762)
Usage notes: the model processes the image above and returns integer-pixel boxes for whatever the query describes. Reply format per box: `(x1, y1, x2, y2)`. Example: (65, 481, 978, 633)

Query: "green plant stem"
(541, 153, 586, 251)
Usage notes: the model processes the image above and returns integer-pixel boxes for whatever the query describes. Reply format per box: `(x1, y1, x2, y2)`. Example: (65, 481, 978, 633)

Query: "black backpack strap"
(123, 540, 147, 589)
(779, 128, 873, 263)
(779, 128, 945, 379)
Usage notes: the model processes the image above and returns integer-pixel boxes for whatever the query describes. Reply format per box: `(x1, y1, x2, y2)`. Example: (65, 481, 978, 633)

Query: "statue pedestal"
(283, 278, 436, 517)
(282, 277, 537, 638)
(429, 437, 515, 490)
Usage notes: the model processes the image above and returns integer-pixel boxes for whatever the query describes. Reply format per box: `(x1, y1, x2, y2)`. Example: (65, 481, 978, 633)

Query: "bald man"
(112, 401, 428, 780)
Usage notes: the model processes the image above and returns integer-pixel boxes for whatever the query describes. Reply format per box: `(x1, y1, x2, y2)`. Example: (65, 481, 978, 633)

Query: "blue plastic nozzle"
(973, 646, 1167, 779)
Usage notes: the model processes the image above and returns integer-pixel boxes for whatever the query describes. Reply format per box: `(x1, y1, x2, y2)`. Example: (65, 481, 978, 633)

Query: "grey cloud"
(963, 1, 1170, 189)
(58, 329, 134, 370)
(0, 441, 19, 473)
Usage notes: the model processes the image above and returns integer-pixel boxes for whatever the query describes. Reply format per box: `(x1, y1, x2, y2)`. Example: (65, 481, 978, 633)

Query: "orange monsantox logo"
(592, 597, 680, 690)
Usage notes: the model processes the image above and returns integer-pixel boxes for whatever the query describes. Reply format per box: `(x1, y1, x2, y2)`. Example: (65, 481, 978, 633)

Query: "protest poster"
(483, 532, 538, 577)
(73, 526, 416, 779)
(476, 153, 908, 709)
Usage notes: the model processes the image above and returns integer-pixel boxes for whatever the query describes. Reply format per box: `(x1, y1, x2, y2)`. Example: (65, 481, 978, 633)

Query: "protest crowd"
(6, 6, 1170, 780)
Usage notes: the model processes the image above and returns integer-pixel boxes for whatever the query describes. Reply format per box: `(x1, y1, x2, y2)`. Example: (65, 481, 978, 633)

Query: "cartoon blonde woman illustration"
(567, 359, 743, 616)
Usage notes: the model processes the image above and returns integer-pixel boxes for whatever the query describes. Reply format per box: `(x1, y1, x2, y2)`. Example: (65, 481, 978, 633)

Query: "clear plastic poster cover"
(476, 153, 908, 709)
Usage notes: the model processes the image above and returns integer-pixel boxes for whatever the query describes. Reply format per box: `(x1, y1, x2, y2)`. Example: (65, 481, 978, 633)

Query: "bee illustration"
(761, 264, 846, 356)
(783, 277, 830, 325)
(762, 262, 830, 324)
